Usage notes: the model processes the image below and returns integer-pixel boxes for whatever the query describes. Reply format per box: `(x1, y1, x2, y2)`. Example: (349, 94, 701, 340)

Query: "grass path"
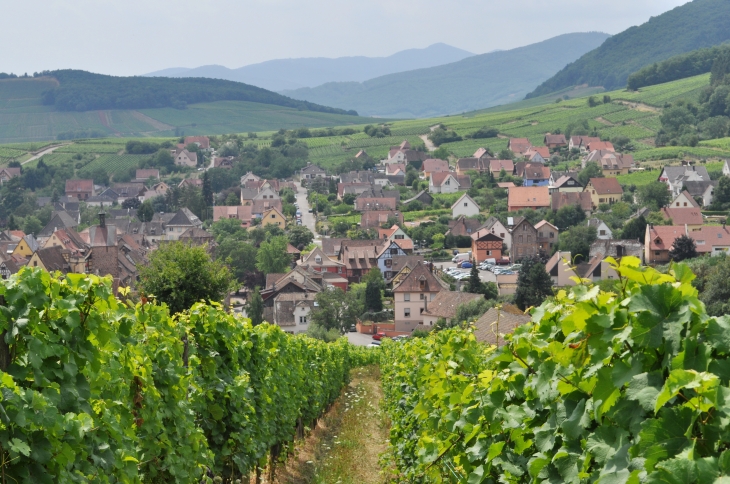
(272, 366, 389, 484)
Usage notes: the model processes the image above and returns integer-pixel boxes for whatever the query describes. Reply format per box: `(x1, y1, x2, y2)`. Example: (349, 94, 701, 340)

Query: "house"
(339, 239, 382, 283)
(421, 291, 484, 327)
(241, 172, 260, 185)
(261, 207, 286, 229)
(0, 167, 21, 185)
(473, 304, 530, 346)
(135, 169, 160, 182)
(421, 159, 450, 178)
(298, 246, 347, 279)
(588, 218, 613, 239)
(212, 156, 235, 169)
(165, 208, 203, 241)
(544, 134, 567, 149)
(659, 165, 711, 197)
(521, 163, 551, 187)
(0, 255, 28, 279)
(586, 141, 615, 153)
(584, 178, 623, 208)
(535, 220, 558, 253)
(551, 191, 593, 214)
(589, 239, 644, 262)
(300, 163, 327, 180)
(355, 149, 368, 159)
(174, 149, 198, 167)
(27, 246, 70, 274)
(268, 293, 317, 334)
(65, 179, 94, 200)
(551, 174, 583, 194)
(510, 217, 539, 261)
(360, 210, 403, 230)
(141, 182, 170, 201)
(507, 186, 550, 212)
(473, 147, 492, 159)
(42, 228, 89, 273)
(213, 206, 253, 227)
(376, 240, 410, 280)
(477, 216, 511, 249)
(546, 251, 576, 287)
(489, 160, 515, 176)
(524, 146, 551, 163)
(386, 256, 425, 285)
(392, 263, 447, 332)
(252, 199, 283, 218)
(402, 190, 433, 207)
(338, 182, 374, 199)
(582, 150, 634, 176)
(179, 228, 215, 249)
(683, 180, 718, 207)
(470, 230, 503, 263)
(497, 182, 515, 189)
(455, 158, 488, 175)
(184, 136, 210, 150)
(38, 211, 80, 239)
(446, 216, 482, 237)
(569, 136, 583, 151)
(660, 207, 704, 230)
(451, 193, 480, 218)
(355, 197, 397, 211)
(178, 178, 203, 189)
(644, 224, 730, 264)
(378, 225, 413, 252)
(385, 163, 407, 176)
(12, 235, 39, 258)
(508, 138, 532, 155)
(429, 173, 467, 194)
(261, 266, 325, 302)
(670, 190, 701, 209)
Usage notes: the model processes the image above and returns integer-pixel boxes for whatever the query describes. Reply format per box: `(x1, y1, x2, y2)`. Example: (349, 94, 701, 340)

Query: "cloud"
(0, 0, 689, 76)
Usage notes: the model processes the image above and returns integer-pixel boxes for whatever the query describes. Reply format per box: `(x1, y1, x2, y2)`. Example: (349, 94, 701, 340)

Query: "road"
(295, 186, 319, 242)
(346, 332, 375, 346)
(22, 144, 69, 165)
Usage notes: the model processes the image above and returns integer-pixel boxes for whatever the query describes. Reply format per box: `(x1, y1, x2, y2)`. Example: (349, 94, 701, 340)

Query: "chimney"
(98, 211, 106, 228)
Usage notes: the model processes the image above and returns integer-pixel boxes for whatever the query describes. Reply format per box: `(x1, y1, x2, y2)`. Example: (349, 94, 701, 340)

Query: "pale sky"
(1, 0, 690, 76)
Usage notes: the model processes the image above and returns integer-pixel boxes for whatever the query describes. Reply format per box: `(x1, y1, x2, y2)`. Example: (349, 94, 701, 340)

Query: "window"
(518, 235, 523, 243)
(271, 214, 275, 218)
(420, 293, 425, 300)
(523, 225, 527, 231)
(385, 259, 392, 267)
(500, 233, 505, 238)
(487, 250, 492, 256)
(655, 251, 661, 256)
(404, 308, 411, 317)
(404, 294, 410, 301)
(431, 294, 435, 301)
(549, 232, 554, 239)
(395, 234, 404, 239)
(538, 232, 543, 238)
(390, 248, 398, 255)
(464, 202, 468, 207)
(299, 316, 307, 324)
(315, 256, 322, 264)
(600, 230, 606, 236)
(684, 202, 687, 206)
(420, 308, 425, 314)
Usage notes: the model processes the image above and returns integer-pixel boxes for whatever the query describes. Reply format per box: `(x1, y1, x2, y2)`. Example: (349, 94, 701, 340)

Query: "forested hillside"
(627, 43, 730, 90)
(527, 0, 730, 98)
(282, 32, 610, 118)
(39, 70, 357, 115)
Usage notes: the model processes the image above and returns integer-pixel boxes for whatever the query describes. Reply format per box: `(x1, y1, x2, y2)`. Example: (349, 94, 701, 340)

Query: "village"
(0, 130, 725, 343)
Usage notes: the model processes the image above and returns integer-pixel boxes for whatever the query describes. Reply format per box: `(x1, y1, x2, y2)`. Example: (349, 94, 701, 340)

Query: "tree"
(712, 176, 730, 209)
(498, 149, 514, 160)
(23, 216, 42, 235)
(137, 242, 235, 314)
(431, 233, 445, 250)
(620, 215, 647, 240)
(701, 256, 730, 315)
(255, 235, 291, 274)
(122, 197, 141, 210)
(306, 324, 342, 342)
(245, 287, 264, 326)
(202, 171, 213, 209)
(7, 214, 18, 230)
(137, 200, 154, 222)
(577, 162, 602, 186)
(288, 225, 314, 249)
(432, 146, 451, 160)
(365, 276, 384, 312)
(217, 239, 257, 281)
(454, 298, 493, 324)
(636, 181, 671, 211)
(225, 192, 239, 206)
(669, 234, 697, 262)
(465, 265, 483, 294)
(310, 288, 362, 333)
(558, 225, 597, 263)
(514, 256, 553, 310)
(554, 203, 586, 230)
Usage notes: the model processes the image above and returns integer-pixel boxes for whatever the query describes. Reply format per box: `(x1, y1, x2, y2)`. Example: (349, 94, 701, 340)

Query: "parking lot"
(433, 261, 499, 283)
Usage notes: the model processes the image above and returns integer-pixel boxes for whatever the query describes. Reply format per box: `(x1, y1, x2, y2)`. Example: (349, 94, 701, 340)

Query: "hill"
(0, 77, 366, 144)
(527, 0, 730, 98)
(144, 43, 475, 92)
(279, 32, 611, 118)
(39, 70, 356, 115)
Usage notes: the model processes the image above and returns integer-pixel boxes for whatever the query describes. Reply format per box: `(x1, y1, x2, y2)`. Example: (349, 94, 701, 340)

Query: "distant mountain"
(39, 70, 356, 115)
(280, 32, 610, 118)
(144, 43, 474, 92)
(527, 0, 730, 98)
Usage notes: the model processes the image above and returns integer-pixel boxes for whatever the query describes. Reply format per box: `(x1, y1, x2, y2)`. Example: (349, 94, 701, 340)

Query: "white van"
(452, 252, 472, 263)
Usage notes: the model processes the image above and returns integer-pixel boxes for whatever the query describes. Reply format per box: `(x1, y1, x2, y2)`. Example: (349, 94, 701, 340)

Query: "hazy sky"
(1, 0, 689, 76)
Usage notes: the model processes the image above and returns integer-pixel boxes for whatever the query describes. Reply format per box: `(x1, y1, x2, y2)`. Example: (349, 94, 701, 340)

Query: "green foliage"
(621, 215, 648, 240)
(669, 233, 698, 261)
(514, 256, 553, 310)
(467, 126, 499, 139)
(306, 323, 343, 342)
(311, 288, 363, 333)
(528, 0, 730, 96)
(554, 203, 587, 230)
(364, 268, 384, 312)
(381, 257, 730, 484)
(246, 286, 265, 326)
(454, 297, 494, 324)
(137, 241, 235, 314)
(577, 161, 603, 186)
(628, 44, 730, 90)
(428, 127, 462, 146)
(637, 181, 673, 211)
(559, 225, 598, 263)
(288, 225, 314, 249)
(255, 235, 291, 275)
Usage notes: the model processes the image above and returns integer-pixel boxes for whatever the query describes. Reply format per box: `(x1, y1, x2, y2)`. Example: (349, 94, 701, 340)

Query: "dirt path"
(420, 134, 437, 152)
(272, 367, 388, 484)
(22, 144, 69, 165)
(616, 100, 660, 113)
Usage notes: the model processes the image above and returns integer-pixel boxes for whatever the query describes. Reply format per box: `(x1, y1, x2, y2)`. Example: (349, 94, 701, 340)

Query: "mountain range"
(144, 43, 475, 92)
(527, 0, 730, 98)
(281, 32, 611, 118)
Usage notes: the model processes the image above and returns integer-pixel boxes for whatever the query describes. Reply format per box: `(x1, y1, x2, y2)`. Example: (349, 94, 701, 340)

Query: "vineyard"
(381, 257, 730, 483)
(0, 269, 378, 482)
(82, 154, 151, 175)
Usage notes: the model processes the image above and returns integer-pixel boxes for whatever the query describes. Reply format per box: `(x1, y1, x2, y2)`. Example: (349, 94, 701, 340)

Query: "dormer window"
(315, 256, 322, 264)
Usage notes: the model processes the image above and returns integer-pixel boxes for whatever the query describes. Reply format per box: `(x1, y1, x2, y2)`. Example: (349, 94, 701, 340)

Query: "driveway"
(295, 187, 318, 237)
(346, 331, 377, 346)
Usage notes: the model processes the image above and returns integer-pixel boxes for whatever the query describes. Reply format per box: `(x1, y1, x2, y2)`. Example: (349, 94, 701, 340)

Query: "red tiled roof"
(508, 186, 550, 208)
(588, 177, 623, 195)
(65, 179, 93, 193)
(489, 160, 514, 173)
(660, 207, 703, 226)
(422, 159, 449, 173)
(587, 141, 615, 152)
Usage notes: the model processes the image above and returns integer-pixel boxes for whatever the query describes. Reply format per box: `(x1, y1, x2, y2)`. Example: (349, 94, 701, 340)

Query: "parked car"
(461, 262, 473, 269)
(509, 264, 523, 272)
(368, 342, 381, 348)
(372, 332, 387, 341)
(452, 249, 459, 255)
(308, 209, 313, 213)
